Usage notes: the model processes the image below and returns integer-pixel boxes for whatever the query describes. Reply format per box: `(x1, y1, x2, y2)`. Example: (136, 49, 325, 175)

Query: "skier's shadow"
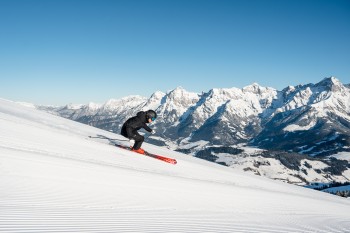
(89, 134, 128, 145)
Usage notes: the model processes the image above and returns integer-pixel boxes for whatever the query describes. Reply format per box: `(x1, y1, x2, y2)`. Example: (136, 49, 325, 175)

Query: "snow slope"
(1, 98, 350, 233)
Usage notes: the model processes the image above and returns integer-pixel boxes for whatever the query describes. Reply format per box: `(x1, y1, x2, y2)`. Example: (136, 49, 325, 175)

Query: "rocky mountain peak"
(242, 82, 275, 95)
(315, 76, 344, 92)
(86, 102, 101, 111)
(65, 103, 84, 109)
(102, 96, 146, 111)
(168, 86, 195, 97)
(150, 91, 165, 100)
(141, 91, 165, 111)
(164, 86, 200, 106)
(242, 82, 262, 93)
(282, 85, 296, 94)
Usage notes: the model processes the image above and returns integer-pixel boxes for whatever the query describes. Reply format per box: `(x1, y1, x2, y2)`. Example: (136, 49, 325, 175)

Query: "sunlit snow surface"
(1, 98, 350, 233)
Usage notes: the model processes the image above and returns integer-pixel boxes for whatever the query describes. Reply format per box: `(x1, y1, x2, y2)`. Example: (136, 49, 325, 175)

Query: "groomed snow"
(1, 98, 350, 233)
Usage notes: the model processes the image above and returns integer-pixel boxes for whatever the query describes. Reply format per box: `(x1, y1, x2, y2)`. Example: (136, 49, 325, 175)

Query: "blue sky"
(0, 0, 349, 105)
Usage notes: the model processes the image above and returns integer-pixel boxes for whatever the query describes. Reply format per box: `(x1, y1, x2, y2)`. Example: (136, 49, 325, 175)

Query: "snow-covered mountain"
(37, 77, 350, 187)
(253, 77, 350, 156)
(2, 98, 350, 232)
(40, 77, 350, 155)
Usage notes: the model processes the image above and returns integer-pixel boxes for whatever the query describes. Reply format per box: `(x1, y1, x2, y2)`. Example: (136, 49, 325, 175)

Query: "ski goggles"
(151, 117, 156, 121)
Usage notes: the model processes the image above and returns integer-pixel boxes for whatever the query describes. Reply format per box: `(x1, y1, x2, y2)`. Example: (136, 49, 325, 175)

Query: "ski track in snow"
(1, 99, 350, 233)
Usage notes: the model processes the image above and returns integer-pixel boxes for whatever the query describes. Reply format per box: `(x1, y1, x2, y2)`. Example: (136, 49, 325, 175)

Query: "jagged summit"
(162, 86, 200, 108)
(319, 76, 340, 84)
(315, 76, 344, 92)
(242, 82, 263, 92)
(171, 86, 186, 91)
(150, 91, 166, 99)
(166, 86, 199, 99)
(86, 102, 101, 111)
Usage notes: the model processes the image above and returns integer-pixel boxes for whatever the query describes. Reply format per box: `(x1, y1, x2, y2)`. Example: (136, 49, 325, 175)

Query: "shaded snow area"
(1, 99, 350, 233)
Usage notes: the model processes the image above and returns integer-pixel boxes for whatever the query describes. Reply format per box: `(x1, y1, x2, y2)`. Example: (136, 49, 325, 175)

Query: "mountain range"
(37, 77, 350, 188)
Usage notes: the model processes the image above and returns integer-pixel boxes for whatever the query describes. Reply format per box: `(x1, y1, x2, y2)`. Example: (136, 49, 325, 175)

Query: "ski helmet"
(146, 110, 157, 121)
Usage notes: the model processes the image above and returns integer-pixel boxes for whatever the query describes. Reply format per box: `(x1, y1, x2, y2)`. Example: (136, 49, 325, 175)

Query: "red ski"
(115, 144, 177, 165)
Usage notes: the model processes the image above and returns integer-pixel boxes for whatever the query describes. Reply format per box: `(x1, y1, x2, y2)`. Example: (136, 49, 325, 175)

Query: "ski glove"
(151, 130, 156, 134)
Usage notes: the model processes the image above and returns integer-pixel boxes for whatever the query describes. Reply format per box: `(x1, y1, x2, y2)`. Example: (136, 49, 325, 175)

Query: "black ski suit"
(121, 111, 152, 150)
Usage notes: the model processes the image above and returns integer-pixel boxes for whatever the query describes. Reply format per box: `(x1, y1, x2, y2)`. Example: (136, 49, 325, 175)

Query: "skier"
(120, 110, 157, 154)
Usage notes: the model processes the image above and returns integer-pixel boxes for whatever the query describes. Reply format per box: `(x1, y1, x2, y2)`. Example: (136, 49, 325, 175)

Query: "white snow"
(1, 98, 350, 232)
(283, 122, 316, 132)
(331, 152, 350, 162)
(16, 102, 37, 108)
(179, 139, 209, 150)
